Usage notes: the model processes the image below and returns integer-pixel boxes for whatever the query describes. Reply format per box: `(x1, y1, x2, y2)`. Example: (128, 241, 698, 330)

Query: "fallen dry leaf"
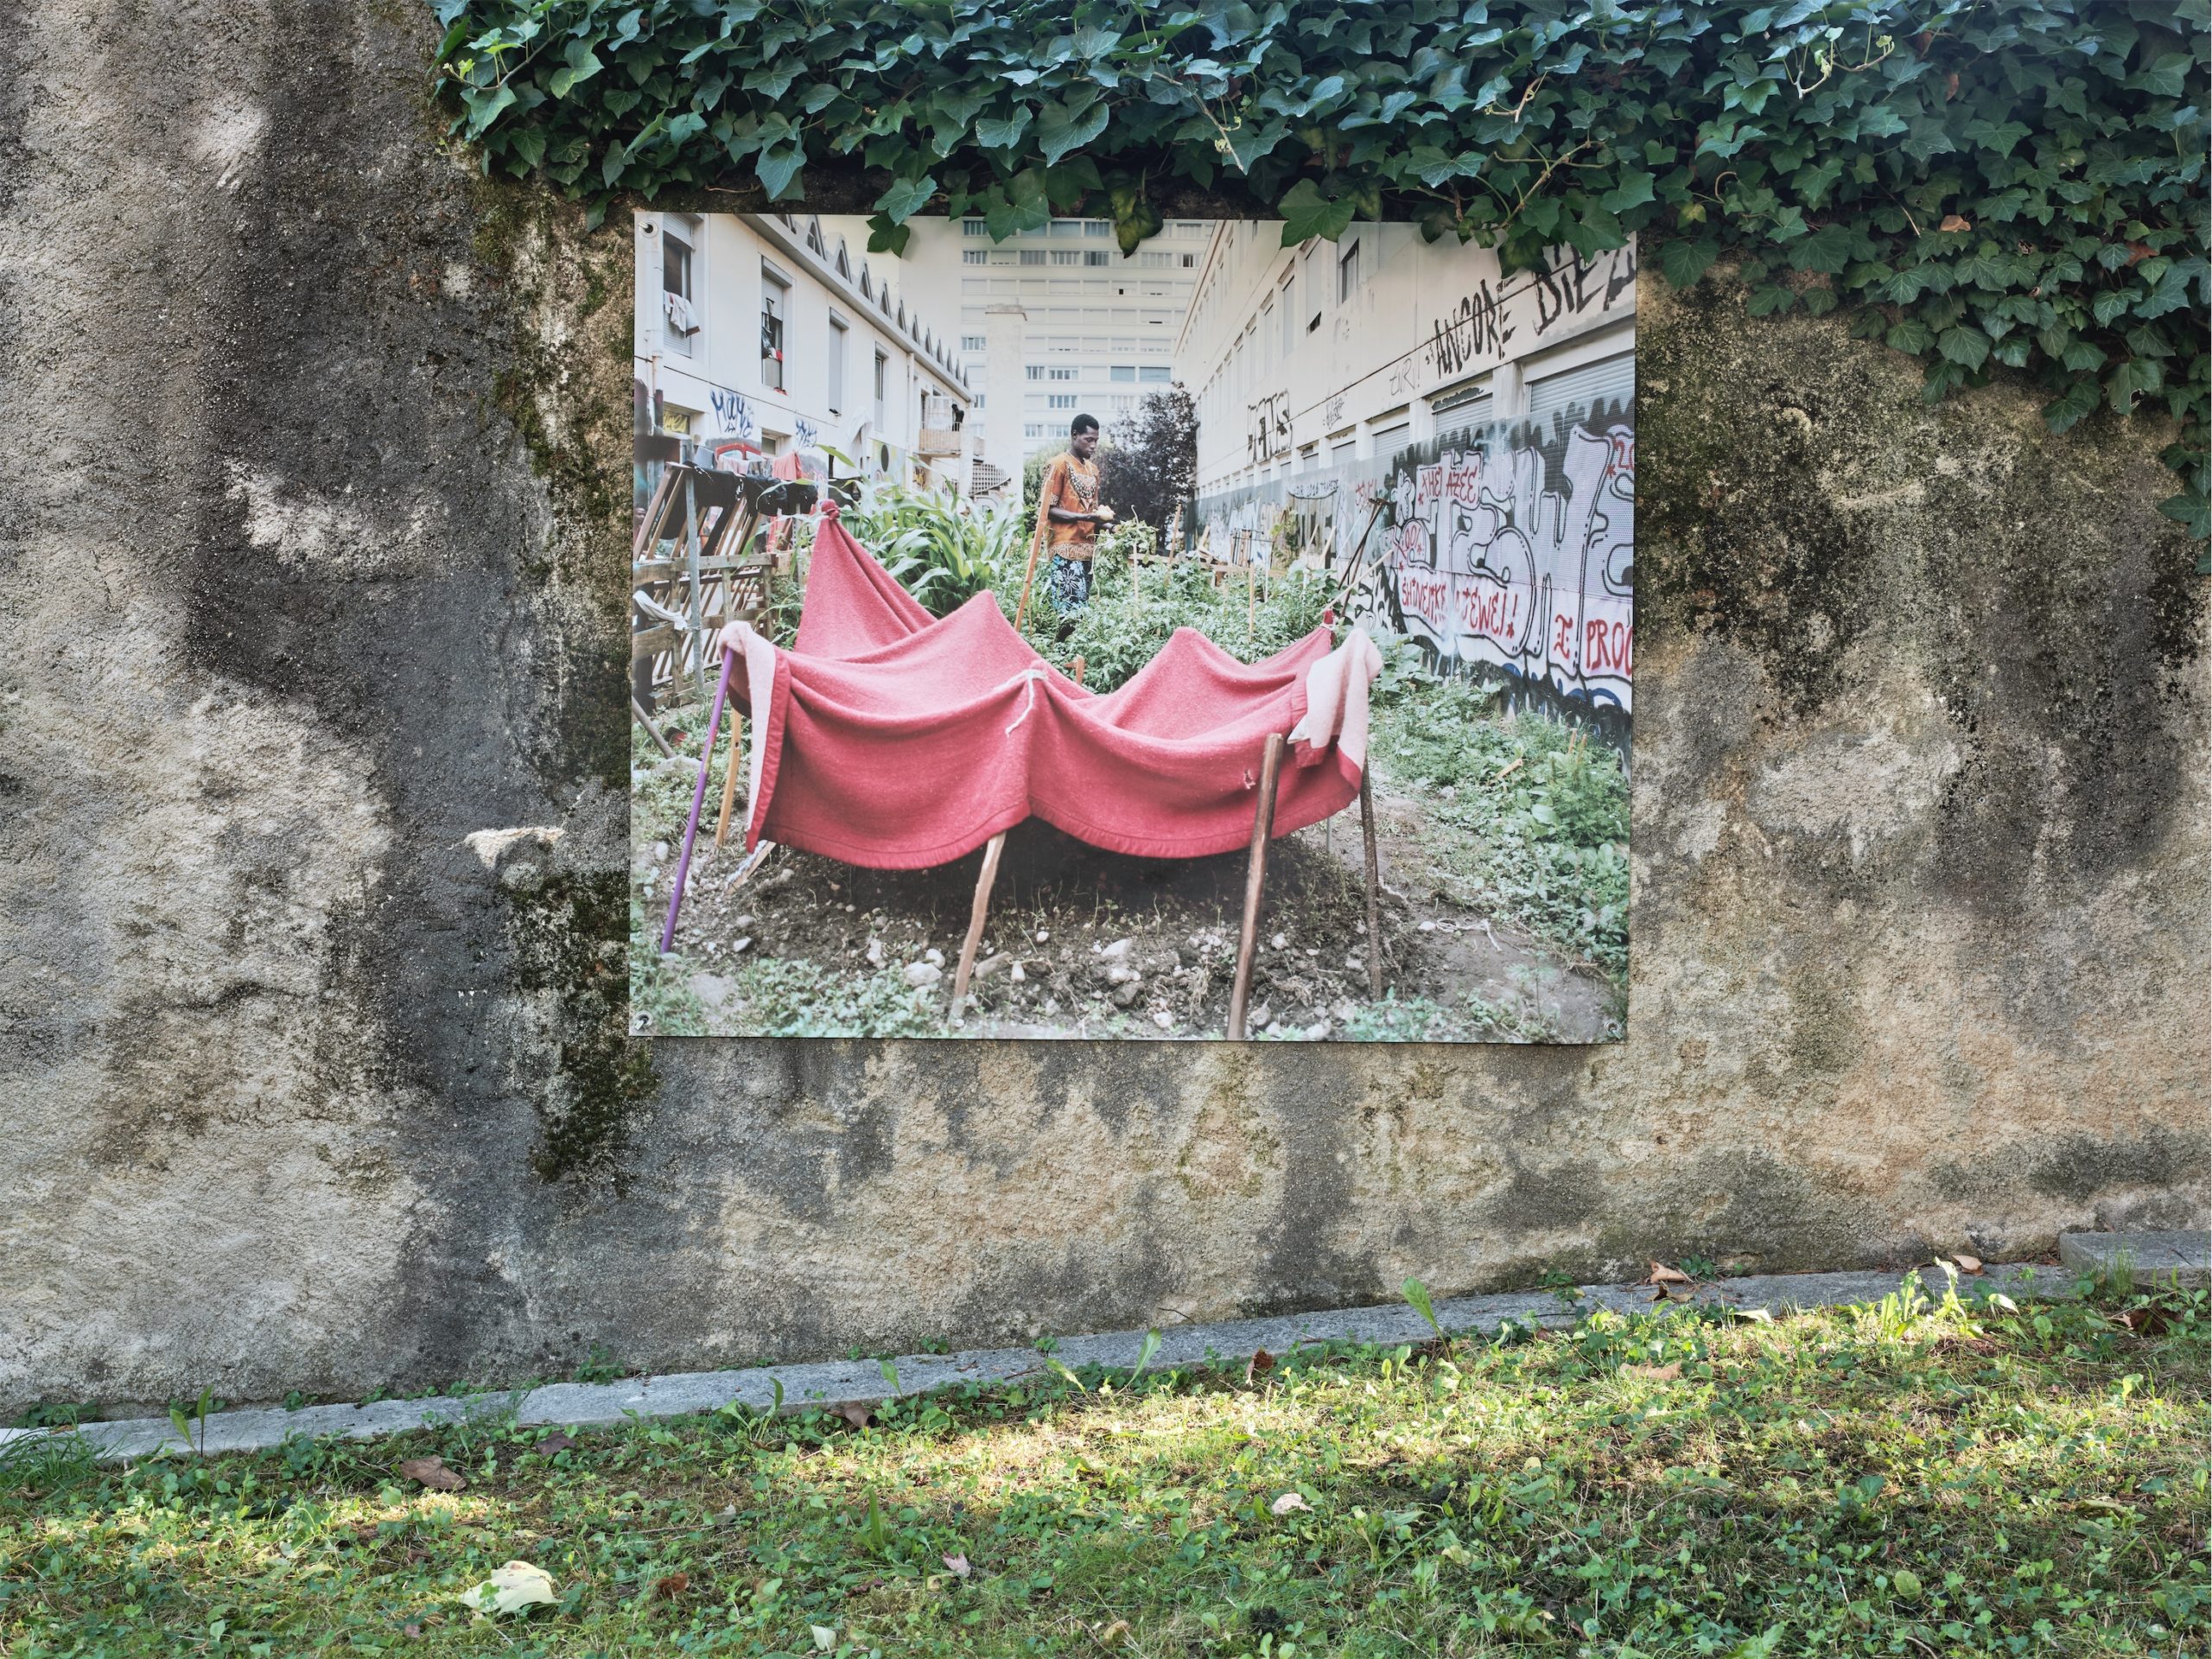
(2118, 1305, 2175, 1338)
(1623, 1362, 1682, 1381)
(1646, 1262, 1692, 1286)
(1952, 1253, 1983, 1274)
(535, 1431, 576, 1455)
(835, 1402, 873, 1430)
(1244, 1347, 1276, 1383)
(398, 1456, 466, 1493)
(1270, 1491, 1313, 1516)
(654, 1573, 690, 1600)
(942, 1553, 971, 1580)
(1097, 1618, 1133, 1648)
(1938, 213, 1972, 232)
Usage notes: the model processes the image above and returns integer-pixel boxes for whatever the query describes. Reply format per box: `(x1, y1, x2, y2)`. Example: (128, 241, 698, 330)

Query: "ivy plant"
(430, 0, 2209, 531)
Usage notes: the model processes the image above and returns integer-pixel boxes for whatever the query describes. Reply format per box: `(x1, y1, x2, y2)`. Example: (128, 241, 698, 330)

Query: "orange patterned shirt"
(1033, 451, 1103, 561)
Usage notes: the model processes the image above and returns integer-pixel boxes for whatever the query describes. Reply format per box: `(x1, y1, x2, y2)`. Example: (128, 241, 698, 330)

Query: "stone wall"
(2, 3, 2203, 1416)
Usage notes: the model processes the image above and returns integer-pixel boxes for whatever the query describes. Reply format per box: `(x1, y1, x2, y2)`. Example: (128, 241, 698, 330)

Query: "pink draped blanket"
(716, 510, 1380, 870)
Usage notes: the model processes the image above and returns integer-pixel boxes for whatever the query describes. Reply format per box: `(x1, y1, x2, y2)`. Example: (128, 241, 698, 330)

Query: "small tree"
(1102, 385, 1197, 542)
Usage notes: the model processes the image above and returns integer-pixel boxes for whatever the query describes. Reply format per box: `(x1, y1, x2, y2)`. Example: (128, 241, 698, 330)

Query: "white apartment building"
(632, 212, 972, 490)
(1178, 225, 1637, 729)
(825, 215, 1207, 469)
(1178, 222, 1635, 498)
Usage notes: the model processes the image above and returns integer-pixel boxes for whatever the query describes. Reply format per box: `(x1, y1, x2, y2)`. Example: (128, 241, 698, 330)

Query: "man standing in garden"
(1019, 413, 1115, 623)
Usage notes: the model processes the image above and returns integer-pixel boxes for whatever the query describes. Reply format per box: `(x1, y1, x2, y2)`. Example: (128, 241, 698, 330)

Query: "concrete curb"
(0, 1261, 2079, 1465)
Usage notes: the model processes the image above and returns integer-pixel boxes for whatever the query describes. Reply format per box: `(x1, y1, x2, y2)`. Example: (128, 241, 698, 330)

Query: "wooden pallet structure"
(632, 466, 818, 710)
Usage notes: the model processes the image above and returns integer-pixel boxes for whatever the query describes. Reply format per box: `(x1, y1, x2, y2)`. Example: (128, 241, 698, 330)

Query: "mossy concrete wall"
(1, 7, 2203, 1414)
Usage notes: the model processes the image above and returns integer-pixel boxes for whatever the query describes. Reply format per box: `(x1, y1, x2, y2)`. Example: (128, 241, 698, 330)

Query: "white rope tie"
(1001, 666, 1049, 734)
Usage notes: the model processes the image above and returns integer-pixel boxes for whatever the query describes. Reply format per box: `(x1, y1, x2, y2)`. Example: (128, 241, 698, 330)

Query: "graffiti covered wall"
(1195, 393, 1634, 744)
(1363, 404, 1634, 739)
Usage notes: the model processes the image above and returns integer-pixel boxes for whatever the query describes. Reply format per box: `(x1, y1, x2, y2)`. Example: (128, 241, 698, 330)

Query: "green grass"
(3, 1277, 2203, 1656)
(1366, 656, 1630, 986)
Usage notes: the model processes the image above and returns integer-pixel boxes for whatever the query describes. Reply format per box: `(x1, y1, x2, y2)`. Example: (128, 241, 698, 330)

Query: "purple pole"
(658, 646, 736, 955)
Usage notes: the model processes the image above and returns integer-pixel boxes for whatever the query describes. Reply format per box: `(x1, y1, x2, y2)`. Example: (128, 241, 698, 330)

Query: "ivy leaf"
(462, 82, 517, 137)
(2043, 377, 2101, 434)
(1936, 326, 1991, 371)
(1885, 319, 1935, 354)
(974, 107, 1033, 150)
(1407, 145, 1479, 188)
(1276, 179, 1356, 245)
(755, 140, 806, 200)
(1657, 238, 1720, 288)
(1599, 170, 1655, 215)
(2156, 490, 2209, 542)
(1790, 222, 1854, 274)
(874, 174, 937, 224)
(864, 213, 911, 257)
(1071, 24, 1122, 59)
(548, 41, 602, 99)
(2106, 357, 2163, 413)
(1035, 94, 1110, 166)
(2126, 53, 2192, 99)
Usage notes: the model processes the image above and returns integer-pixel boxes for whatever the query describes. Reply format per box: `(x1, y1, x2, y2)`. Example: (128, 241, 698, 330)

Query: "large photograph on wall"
(629, 213, 1634, 1042)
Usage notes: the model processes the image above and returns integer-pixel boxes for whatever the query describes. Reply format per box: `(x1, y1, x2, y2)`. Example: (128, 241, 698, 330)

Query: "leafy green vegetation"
(1370, 651, 1632, 982)
(837, 480, 1031, 620)
(431, 0, 2209, 529)
(1027, 531, 1332, 691)
(5, 1275, 2203, 1655)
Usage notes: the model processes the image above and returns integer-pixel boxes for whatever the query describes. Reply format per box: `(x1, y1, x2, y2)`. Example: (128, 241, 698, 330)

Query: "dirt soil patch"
(637, 762, 1618, 1043)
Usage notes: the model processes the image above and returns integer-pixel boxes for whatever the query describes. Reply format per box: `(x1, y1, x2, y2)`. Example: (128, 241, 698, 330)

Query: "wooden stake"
(714, 709, 745, 849)
(1070, 656, 1086, 688)
(951, 831, 1007, 1015)
(1359, 766, 1384, 999)
(1227, 732, 1287, 1039)
(632, 696, 676, 760)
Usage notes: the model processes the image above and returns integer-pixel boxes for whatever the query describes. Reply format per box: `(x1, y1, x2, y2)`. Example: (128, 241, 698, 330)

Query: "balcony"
(915, 426, 963, 458)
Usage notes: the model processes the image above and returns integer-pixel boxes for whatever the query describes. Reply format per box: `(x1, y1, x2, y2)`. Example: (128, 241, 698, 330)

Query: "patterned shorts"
(1047, 553, 1093, 614)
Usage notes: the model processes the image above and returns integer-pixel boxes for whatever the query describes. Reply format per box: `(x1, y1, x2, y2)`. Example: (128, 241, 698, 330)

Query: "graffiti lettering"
(709, 386, 755, 441)
(1247, 390, 1292, 465)
(1429, 281, 1516, 377)
(1532, 244, 1639, 337)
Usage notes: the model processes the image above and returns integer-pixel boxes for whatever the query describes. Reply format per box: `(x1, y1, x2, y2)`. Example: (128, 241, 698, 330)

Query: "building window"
(961, 334, 985, 352)
(760, 265, 790, 391)
(963, 219, 988, 237)
(1139, 365, 1171, 382)
(661, 220, 697, 357)
(1280, 269, 1296, 354)
(1048, 393, 1077, 409)
(1085, 250, 1111, 266)
(1048, 219, 1084, 238)
(1338, 237, 1361, 302)
(873, 351, 887, 432)
(1084, 220, 1112, 238)
(1020, 249, 1046, 265)
(963, 248, 988, 264)
(1026, 365, 1046, 380)
(1051, 249, 1081, 265)
(1110, 364, 1135, 383)
(1049, 366, 1076, 381)
(1303, 245, 1323, 330)
(827, 316, 849, 415)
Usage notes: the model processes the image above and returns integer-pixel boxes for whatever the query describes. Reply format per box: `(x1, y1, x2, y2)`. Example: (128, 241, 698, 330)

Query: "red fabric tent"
(717, 508, 1378, 871)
